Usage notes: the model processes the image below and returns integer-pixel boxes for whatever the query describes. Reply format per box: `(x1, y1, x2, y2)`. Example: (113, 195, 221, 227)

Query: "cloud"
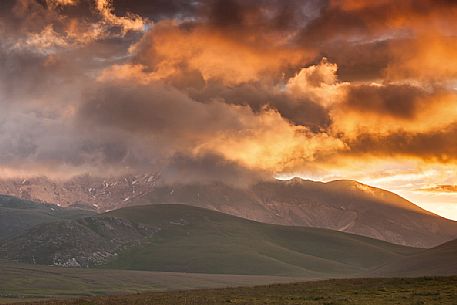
(78, 67, 346, 174)
(331, 87, 457, 138)
(299, 0, 457, 43)
(131, 21, 310, 85)
(161, 152, 270, 187)
(95, 0, 146, 33)
(346, 124, 457, 161)
(287, 58, 348, 107)
(420, 185, 457, 193)
(1, 0, 457, 202)
(385, 36, 457, 82)
(189, 82, 332, 130)
(1, 0, 147, 55)
(342, 84, 430, 119)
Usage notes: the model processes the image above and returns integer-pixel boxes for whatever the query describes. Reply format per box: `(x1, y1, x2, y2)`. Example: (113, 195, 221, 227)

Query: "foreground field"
(11, 277, 457, 305)
(0, 261, 306, 304)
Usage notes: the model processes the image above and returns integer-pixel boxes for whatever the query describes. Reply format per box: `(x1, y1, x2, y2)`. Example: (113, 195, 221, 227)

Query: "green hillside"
(0, 195, 95, 240)
(100, 204, 418, 276)
(1, 203, 420, 277)
(373, 238, 457, 277)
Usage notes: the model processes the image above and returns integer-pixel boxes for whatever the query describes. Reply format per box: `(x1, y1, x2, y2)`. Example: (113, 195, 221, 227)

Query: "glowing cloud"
(1, 0, 457, 219)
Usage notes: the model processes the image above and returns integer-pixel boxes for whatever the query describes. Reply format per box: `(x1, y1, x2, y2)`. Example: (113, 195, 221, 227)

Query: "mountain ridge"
(0, 176, 455, 247)
(134, 179, 457, 247)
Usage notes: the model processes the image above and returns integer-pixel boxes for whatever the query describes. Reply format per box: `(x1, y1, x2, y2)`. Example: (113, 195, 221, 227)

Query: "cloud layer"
(1, 0, 457, 203)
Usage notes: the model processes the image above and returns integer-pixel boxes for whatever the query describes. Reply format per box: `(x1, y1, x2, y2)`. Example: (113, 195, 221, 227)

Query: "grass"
(100, 204, 419, 276)
(0, 261, 306, 303)
(0, 195, 94, 240)
(8, 276, 457, 305)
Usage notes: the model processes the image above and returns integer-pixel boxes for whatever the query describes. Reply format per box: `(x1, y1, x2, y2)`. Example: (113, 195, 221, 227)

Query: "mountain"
(1, 204, 420, 278)
(135, 179, 457, 248)
(373, 238, 457, 277)
(0, 195, 95, 240)
(1, 176, 455, 248)
(0, 174, 159, 212)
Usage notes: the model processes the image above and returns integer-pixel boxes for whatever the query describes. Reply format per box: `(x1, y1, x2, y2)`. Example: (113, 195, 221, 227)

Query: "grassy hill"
(10, 276, 457, 305)
(373, 238, 457, 277)
(102, 204, 419, 277)
(2, 204, 419, 277)
(0, 195, 94, 240)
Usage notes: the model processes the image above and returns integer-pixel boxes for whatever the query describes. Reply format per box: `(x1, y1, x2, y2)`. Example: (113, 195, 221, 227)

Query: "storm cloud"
(1, 0, 457, 189)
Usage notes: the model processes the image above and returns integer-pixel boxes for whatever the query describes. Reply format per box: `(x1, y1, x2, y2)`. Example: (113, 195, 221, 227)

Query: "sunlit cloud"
(1, 0, 457, 219)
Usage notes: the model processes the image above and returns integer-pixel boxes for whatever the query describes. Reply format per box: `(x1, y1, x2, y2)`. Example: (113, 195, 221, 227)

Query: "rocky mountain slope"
(0, 174, 159, 212)
(136, 179, 457, 248)
(0, 204, 419, 277)
(1, 216, 157, 267)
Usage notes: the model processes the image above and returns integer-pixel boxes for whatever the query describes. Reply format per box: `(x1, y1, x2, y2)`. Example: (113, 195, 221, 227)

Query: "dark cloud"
(297, 0, 457, 45)
(201, 0, 323, 31)
(188, 82, 332, 130)
(343, 84, 429, 119)
(320, 40, 392, 82)
(78, 81, 244, 136)
(347, 124, 457, 161)
(113, 0, 198, 21)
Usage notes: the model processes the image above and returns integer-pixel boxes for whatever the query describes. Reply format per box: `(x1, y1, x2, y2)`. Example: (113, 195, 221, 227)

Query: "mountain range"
(136, 179, 457, 248)
(0, 176, 456, 248)
(0, 174, 159, 212)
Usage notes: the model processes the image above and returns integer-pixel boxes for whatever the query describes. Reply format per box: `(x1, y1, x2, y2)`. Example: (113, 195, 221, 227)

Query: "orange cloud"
(331, 86, 457, 138)
(385, 35, 457, 82)
(330, 0, 392, 11)
(46, 0, 79, 8)
(95, 0, 146, 33)
(287, 58, 349, 107)
(93, 65, 345, 173)
(132, 21, 310, 85)
(420, 185, 457, 193)
(198, 109, 347, 172)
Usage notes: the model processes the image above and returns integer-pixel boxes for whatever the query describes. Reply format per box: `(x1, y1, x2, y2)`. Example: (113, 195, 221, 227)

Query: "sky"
(0, 0, 457, 220)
